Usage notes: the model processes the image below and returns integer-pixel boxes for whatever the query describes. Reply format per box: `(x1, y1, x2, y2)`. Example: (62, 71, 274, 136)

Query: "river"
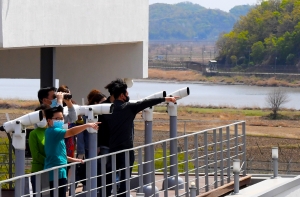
(0, 79, 300, 109)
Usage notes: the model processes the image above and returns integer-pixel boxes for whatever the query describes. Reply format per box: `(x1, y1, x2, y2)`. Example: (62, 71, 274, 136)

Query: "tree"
(251, 41, 265, 63)
(230, 55, 238, 66)
(266, 88, 289, 119)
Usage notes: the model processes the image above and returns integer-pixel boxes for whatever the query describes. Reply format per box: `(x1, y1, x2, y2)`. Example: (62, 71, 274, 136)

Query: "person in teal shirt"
(44, 106, 100, 197)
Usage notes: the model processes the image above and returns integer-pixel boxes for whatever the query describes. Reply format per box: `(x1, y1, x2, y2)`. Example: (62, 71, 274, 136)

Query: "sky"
(149, 0, 258, 12)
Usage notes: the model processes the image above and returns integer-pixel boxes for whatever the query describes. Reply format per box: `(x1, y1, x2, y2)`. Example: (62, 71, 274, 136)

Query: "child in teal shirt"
(44, 106, 100, 197)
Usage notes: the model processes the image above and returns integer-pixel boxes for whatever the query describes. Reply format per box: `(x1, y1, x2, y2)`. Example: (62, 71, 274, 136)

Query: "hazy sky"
(149, 0, 258, 12)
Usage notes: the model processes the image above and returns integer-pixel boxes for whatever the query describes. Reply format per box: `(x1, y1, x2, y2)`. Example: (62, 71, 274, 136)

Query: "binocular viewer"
(0, 110, 43, 150)
(0, 110, 43, 133)
(70, 103, 114, 117)
(168, 87, 190, 100)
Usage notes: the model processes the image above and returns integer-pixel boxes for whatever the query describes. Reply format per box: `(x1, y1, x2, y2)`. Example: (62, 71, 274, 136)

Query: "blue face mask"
(50, 99, 57, 108)
(52, 120, 64, 128)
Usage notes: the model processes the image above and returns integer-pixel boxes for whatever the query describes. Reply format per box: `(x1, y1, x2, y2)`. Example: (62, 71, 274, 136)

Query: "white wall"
(0, 43, 148, 101)
(56, 43, 147, 101)
(0, 0, 148, 48)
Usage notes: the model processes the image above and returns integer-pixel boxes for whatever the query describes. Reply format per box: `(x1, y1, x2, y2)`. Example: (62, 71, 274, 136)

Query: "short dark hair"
(105, 79, 124, 96)
(112, 80, 127, 99)
(45, 106, 64, 120)
(37, 87, 57, 104)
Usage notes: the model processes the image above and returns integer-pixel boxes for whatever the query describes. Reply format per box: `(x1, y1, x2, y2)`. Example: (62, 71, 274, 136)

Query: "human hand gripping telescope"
(167, 87, 190, 116)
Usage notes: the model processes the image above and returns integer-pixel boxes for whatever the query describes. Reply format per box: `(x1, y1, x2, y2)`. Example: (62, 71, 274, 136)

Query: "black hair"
(35, 104, 50, 111)
(45, 106, 64, 120)
(37, 87, 57, 104)
(105, 78, 124, 96)
(112, 80, 127, 99)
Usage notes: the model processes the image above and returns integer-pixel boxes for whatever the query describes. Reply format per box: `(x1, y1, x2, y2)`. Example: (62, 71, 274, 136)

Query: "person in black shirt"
(105, 79, 177, 197)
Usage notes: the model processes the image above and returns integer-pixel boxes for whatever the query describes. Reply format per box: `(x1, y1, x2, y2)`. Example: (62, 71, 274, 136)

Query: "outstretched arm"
(131, 97, 177, 114)
(65, 122, 100, 138)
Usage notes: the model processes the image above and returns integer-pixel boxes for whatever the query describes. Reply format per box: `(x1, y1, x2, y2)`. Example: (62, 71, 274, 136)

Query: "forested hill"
(149, 2, 253, 40)
(217, 0, 300, 67)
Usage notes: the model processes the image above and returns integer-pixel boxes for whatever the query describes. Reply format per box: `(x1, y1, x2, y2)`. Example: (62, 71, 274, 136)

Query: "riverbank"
(148, 68, 300, 87)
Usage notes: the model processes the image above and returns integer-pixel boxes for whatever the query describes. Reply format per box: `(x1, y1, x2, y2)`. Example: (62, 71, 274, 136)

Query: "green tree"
(251, 41, 265, 63)
(286, 53, 295, 65)
(217, 0, 300, 68)
(230, 55, 237, 66)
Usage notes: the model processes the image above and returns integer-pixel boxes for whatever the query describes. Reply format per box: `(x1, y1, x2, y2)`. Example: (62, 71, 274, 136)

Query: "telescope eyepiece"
(0, 126, 5, 132)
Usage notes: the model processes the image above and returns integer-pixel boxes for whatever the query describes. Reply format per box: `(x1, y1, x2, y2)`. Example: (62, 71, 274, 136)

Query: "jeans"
(97, 147, 110, 197)
(76, 130, 89, 155)
(49, 178, 67, 197)
(106, 149, 135, 197)
(31, 175, 37, 197)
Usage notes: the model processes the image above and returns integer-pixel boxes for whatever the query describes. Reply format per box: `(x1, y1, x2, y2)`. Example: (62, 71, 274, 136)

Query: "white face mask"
(36, 118, 47, 128)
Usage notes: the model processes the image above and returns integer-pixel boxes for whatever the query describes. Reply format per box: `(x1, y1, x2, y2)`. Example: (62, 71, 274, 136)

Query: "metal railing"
(0, 121, 246, 197)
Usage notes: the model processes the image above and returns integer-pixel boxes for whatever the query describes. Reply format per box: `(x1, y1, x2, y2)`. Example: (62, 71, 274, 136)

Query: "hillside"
(216, 0, 300, 69)
(149, 2, 253, 40)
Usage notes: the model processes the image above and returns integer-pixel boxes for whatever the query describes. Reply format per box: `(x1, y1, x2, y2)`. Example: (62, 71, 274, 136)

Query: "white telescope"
(0, 110, 43, 150)
(168, 87, 190, 100)
(65, 104, 114, 117)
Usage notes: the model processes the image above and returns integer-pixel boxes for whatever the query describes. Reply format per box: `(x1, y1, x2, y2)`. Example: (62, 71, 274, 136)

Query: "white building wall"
(56, 43, 146, 101)
(0, 42, 147, 101)
(0, 0, 148, 48)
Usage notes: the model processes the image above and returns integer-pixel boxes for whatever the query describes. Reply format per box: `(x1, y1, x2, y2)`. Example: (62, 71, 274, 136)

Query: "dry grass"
(148, 69, 202, 81)
(0, 99, 39, 110)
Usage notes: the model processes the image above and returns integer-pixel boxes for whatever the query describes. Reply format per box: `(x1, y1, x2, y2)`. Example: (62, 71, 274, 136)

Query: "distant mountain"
(229, 5, 253, 18)
(149, 2, 254, 40)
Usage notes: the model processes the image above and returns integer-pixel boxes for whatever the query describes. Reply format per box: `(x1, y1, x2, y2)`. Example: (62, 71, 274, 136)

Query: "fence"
(0, 121, 246, 197)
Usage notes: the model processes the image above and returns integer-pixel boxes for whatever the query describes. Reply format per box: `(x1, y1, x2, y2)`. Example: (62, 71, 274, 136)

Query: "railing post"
(87, 111, 98, 197)
(125, 151, 131, 197)
(242, 122, 246, 176)
(233, 159, 240, 195)
(184, 136, 189, 197)
(272, 147, 279, 178)
(162, 142, 168, 197)
(138, 148, 144, 194)
(86, 160, 92, 197)
(35, 174, 41, 197)
(213, 129, 218, 189)
(143, 119, 159, 196)
(163, 102, 184, 190)
(15, 149, 25, 197)
(204, 132, 209, 192)
(234, 124, 238, 159)
(219, 128, 224, 186)
(101, 156, 107, 197)
(194, 134, 200, 195)
(189, 182, 197, 197)
(226, 126, 231, 183)
(69, 165, 76, 197)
